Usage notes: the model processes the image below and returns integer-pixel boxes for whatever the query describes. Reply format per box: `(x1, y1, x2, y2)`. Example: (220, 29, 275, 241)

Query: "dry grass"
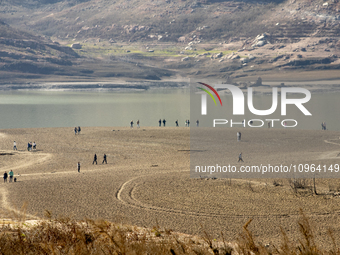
(236, 210, 340, 255)
(0, 209, 340, 254)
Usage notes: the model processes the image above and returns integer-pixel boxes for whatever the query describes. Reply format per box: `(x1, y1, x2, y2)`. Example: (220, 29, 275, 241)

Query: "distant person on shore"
(33, 141, 36, 150)
(77, 162, 81, 173)
(102, 154, 107, 164)
(27, 142, 31, 151)
(13, 141, 17, 150)
(3, 171, 8, 183)
(93, 154, 97, 164)
(196, 120, 199, 127)
(237, 132, 240, 141)
(322, 122, 326, 130)
(9, 170, 13, 182)
(163, 119, 166, 127)
(187, 120, 190, 127)
(130, 120, 134, 128)
(175, 120, 179, 127)
(137, 120, 140, 128)
(78, 126, 81, 134)
(268, 122, 271, 128)
(238, 152, 244, 162)
(74, 127, 77, 135)
(159, 119, 162, 127)
(185, 120, 187, 127)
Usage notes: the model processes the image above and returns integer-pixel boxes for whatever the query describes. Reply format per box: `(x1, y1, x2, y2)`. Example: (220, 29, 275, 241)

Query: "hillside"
(0, 20, 81, 81)
(0, 20, 174, 83)
(0, 0, 340, 83)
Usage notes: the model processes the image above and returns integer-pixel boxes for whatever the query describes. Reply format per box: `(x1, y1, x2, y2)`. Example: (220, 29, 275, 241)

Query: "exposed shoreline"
(1, 127, 340, 248)
(0, 80, 190, 91)
(0, 78, 339, 93)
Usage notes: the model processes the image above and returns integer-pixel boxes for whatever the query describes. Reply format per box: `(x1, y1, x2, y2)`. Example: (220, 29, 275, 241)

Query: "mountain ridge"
(0, 0, 340, 83)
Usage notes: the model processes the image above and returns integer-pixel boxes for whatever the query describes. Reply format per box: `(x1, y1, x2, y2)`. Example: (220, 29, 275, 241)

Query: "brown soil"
(1, 127, 340, 248)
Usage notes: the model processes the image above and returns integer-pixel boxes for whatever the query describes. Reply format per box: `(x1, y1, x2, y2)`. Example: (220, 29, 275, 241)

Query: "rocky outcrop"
(251, 33, 270, 48)
(71, 43, 82, 49)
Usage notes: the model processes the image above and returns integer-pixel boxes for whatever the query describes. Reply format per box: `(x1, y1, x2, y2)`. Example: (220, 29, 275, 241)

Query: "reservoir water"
(0, 88, 339, 130)
(0, 89, 190, 129)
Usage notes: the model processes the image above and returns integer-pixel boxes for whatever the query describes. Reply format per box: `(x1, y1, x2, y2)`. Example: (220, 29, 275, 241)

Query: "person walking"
(78, 126, 81, 134)
(238, 152, 244, 162)
(33, 141, 36, 150)
(102, 154, 107, 164)
(74, 127, 77, 135)
(9, 170, 13, 183)
(13, 141, 17, 150)
(130, 120, 134, 128)
(163, 119, 166, 127)
(93, 154, 97, 164)
(77, 162, 81, 173)
(159, 119, 162, 127)
(196, 120, 199, 127)
(3, 172, 8, 183)
(137, 120, 140, 128)
(237, 132, 240, 141)
(175, 120, 179, 127)
(187, 120, 190, 127)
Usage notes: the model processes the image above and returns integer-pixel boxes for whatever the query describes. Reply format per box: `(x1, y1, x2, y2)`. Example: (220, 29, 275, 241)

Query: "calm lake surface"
(0, 88, 339, 130)
(0, 89, 190, 129)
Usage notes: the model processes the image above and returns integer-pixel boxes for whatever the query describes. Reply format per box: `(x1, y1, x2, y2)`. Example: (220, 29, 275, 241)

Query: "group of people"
(130, 120, 140, 128)
(13, 141, 36, 151)
(27, 141, 36, 151)
(92, 153, 107, 164)
(77, 154, 108, 173)
(159, 119, 166, 127)
(74, 126, 82, 134)
(129, 119, 201, 127)
(160, 119, 200, 127)
(3, 170, 15, 183)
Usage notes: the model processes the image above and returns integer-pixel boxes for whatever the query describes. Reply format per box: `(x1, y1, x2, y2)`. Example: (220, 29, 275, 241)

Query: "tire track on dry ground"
(0, 150, 52, 219)
(116, 137, 340, 219)
(319, 138, 340, 159)
(2, 136, 340, 220)
(115, 171, 310, 219)
(0, 150, 52, 173)
(0, 186, 40, 220)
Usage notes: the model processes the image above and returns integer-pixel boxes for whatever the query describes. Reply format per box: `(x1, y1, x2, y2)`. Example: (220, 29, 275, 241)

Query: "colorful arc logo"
(197, 82, 222, 106)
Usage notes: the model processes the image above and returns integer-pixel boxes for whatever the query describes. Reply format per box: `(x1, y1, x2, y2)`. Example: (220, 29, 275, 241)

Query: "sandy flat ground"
(1, 127, 340, 248)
